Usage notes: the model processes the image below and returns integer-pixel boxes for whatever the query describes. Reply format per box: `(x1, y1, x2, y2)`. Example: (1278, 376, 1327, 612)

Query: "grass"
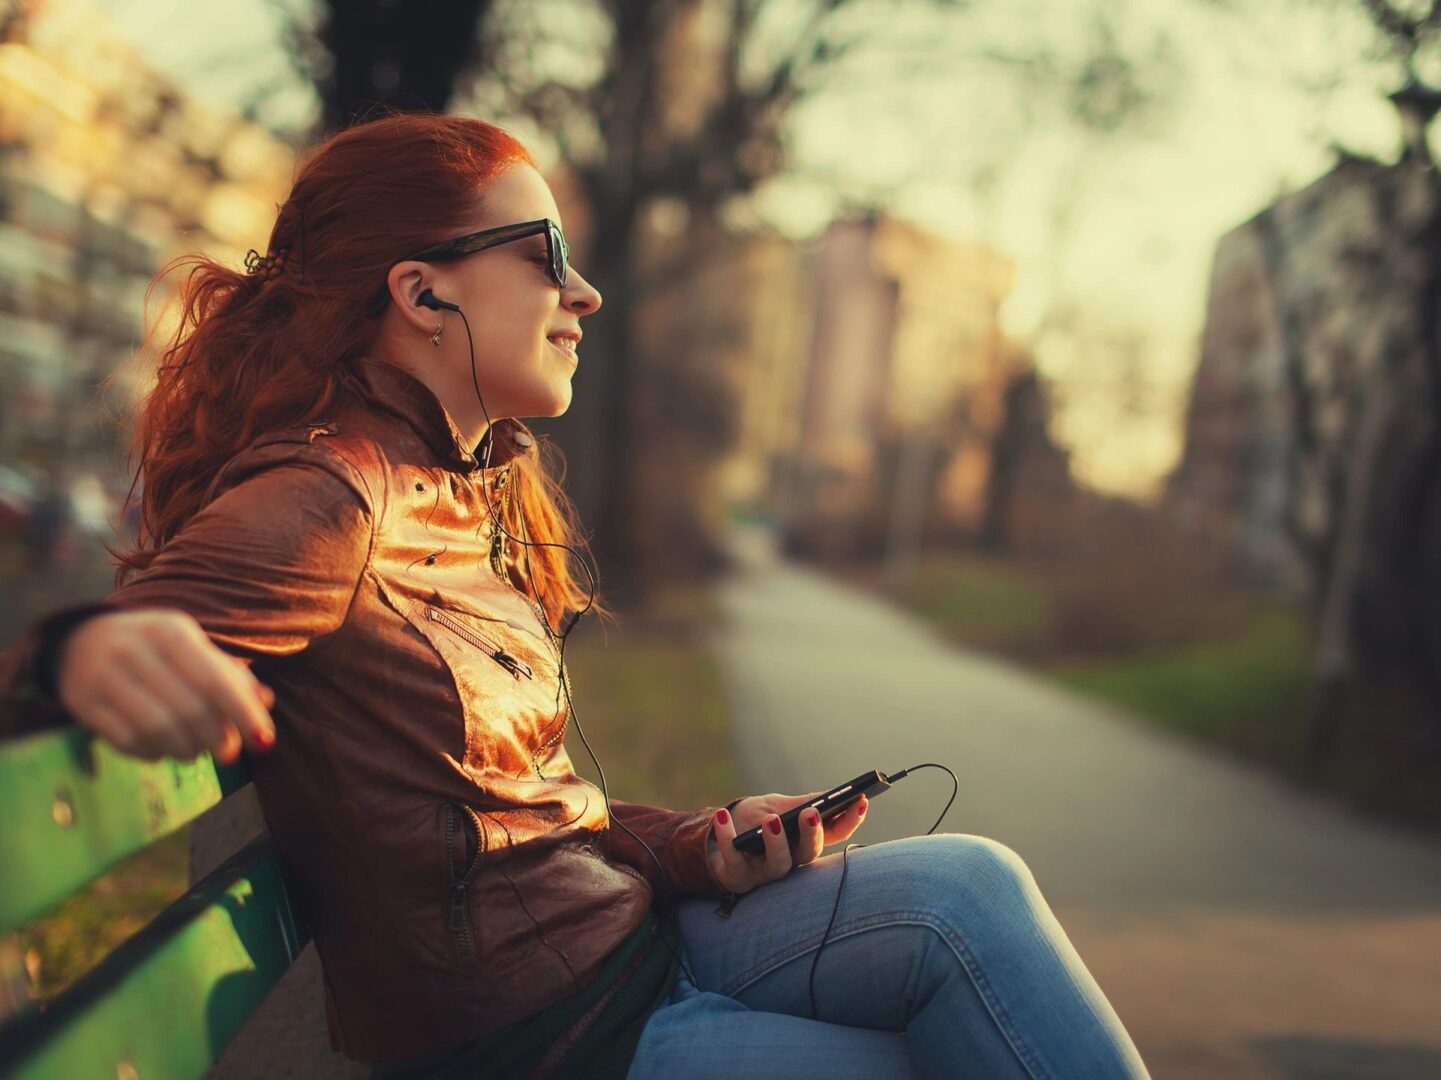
(1050, 608, 1314, 759)
(561, 582, 740, 808)
(871, 549, 1316, 762)
(892, 553, 1055, 655)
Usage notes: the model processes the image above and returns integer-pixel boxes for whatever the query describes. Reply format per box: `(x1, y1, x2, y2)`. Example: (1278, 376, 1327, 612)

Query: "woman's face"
(381, 163, 602, 437)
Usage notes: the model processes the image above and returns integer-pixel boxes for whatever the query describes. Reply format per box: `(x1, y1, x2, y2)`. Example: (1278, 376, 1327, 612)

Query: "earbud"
(417, 289, 460, 313)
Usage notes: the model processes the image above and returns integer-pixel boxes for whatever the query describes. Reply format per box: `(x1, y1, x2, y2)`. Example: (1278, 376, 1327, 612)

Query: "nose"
(563, 269, 602, 315)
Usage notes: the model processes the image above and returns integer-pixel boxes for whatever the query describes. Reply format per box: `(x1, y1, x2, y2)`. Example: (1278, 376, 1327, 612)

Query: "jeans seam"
(721, 908, 1050, 1080)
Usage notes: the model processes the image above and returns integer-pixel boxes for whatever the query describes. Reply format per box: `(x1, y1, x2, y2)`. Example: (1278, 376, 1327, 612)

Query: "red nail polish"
(858, 800, 867, 815)
(767, 816, 782, 836)
(717, 808, 729, 825)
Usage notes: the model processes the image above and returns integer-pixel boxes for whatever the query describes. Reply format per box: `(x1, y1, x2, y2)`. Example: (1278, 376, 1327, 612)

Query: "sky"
(98, 0, 1406, 499)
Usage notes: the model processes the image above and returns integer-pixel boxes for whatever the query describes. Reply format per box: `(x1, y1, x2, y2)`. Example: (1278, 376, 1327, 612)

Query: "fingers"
(757, 812, 793, 880)
(794, 805, 825, 866)
(57, 610, 277, 763)
(87, 699, 158, 761)
(154, 619, 276, 754)
(124, 641, 229, 760)
(709, 806, 748, 892)
(822, 795, 868, 846)
(215, 721, 244, 765)
(709, 791, 866, 893)
(94, 671, 204, 760)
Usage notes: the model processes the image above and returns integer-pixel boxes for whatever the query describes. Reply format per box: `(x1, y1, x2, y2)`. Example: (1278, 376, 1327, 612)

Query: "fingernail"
(767, 816, 782, 836)
(716, 808, 729, 825)
(257, 727, 275, 748)
(858, 800, 867, 815)
(805, 810, 819, 827)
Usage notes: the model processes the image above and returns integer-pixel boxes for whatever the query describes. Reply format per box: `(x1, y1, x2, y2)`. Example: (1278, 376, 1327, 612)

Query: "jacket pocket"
(426, 605, 534, 681)
(443, 802, 485, 965)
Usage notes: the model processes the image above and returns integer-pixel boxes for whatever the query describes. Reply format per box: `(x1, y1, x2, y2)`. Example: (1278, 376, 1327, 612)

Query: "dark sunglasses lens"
(550, 224, 568, 286)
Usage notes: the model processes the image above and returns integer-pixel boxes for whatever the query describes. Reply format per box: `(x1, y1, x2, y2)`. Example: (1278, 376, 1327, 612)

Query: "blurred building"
(0, 0, 293, 477)
(780, 213, 1018, 561)
(632, 207, 1024, 566)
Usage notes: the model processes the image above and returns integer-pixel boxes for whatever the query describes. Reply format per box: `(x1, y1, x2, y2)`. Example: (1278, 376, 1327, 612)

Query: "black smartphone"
(731, 770, 892, 856)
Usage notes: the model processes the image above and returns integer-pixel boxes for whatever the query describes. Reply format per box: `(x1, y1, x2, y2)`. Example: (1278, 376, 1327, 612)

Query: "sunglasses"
(366, 217, 569, 317)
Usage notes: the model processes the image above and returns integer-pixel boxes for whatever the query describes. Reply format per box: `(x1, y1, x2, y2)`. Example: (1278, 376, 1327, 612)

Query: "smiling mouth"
(548, 338, 579, 361)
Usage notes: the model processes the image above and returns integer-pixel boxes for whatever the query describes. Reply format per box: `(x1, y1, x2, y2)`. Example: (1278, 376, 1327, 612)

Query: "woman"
(0, 114, 1149, 1079)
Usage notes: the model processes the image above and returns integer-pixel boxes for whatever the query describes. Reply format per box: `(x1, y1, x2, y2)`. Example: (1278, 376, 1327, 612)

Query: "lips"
(547, 330, 581, 362)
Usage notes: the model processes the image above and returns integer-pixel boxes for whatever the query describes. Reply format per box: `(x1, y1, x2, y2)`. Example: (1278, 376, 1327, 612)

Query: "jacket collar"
(355, 356, 533, 474)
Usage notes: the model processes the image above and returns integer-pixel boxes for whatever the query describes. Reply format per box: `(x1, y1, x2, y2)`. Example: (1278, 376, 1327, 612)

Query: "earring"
(430, 324, 443, 347)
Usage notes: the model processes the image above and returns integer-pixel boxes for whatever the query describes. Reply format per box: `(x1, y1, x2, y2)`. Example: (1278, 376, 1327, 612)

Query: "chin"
(543, 384, 573, 417)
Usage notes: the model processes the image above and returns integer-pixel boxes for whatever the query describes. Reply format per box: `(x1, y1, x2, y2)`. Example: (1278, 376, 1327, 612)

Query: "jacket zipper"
(427, 606, 534, 680)
(444, 803, 486, 965)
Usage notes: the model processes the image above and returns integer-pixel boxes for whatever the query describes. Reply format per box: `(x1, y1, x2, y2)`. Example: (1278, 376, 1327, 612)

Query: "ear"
(386, 261, 444, 336)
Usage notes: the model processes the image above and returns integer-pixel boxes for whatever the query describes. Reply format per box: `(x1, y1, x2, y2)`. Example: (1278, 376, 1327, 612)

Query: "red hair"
(116, 113, 610, 632)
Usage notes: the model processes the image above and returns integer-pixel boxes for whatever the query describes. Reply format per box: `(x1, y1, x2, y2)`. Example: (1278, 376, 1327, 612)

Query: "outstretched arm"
(0, 445, 373, 760)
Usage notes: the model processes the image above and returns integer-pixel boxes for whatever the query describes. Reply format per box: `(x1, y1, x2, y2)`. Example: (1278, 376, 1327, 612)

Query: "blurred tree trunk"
(315, 0, 493, 129)
(1250, 158, 1441, 764)
(980, 371, 1041, 553)
(475, 0, 872, 605)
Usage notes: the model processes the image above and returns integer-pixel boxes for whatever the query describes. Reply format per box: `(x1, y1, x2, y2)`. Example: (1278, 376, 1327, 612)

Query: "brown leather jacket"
(0, 357, 730, 1062)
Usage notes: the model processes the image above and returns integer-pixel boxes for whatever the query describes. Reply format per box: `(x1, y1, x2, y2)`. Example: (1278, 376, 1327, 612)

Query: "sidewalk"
(711, 523, 1441, 1079)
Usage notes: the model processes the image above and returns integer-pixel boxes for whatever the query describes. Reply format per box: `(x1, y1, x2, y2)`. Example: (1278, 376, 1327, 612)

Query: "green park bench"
(0, 724, 307, 1078)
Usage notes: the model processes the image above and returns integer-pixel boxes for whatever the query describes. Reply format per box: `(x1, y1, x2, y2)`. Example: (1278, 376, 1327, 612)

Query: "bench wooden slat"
(0, 727, 230, 935)
(0, 835, 309, 1078)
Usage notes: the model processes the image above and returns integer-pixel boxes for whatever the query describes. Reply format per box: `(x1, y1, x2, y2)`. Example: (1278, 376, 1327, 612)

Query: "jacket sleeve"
(601, 797, 737, 901)
(0, 442, 374, 736)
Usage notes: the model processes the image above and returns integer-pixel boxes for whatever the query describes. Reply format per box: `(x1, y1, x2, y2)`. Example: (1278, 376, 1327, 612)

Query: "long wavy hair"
(116, 112, 610, 632)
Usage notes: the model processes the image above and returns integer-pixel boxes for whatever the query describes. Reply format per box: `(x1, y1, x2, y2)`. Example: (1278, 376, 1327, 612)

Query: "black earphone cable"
(448, 301, 958, 1019)
(803, 763, 957, 1021)
(454, 305, 698, 987)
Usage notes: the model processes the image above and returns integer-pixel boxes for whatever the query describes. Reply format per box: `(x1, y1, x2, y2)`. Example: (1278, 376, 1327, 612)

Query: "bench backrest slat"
(0, 728, 230, 935)
(0, 835, 308, 1078)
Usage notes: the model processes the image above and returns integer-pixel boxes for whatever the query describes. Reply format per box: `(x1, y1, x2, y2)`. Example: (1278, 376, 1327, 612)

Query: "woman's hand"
(56, 610, 277, 764)
(706, 791, 869, 897)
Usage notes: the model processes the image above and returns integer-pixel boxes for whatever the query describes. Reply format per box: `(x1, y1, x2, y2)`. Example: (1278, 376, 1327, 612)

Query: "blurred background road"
(715, 522, 1441, 1080)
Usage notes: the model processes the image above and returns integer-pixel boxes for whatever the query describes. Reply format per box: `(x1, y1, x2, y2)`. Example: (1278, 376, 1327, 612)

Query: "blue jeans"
(626, 834, 1150, 1079)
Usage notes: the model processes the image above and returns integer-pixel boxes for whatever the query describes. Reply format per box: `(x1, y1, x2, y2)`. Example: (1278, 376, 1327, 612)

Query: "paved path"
(711, 525, 1441, 1079)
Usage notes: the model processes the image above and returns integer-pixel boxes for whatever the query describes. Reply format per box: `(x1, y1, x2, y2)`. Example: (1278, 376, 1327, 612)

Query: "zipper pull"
(449, 883, 469, 932)
(492, 649, 533, 679)
(714, 891, 741, 919)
